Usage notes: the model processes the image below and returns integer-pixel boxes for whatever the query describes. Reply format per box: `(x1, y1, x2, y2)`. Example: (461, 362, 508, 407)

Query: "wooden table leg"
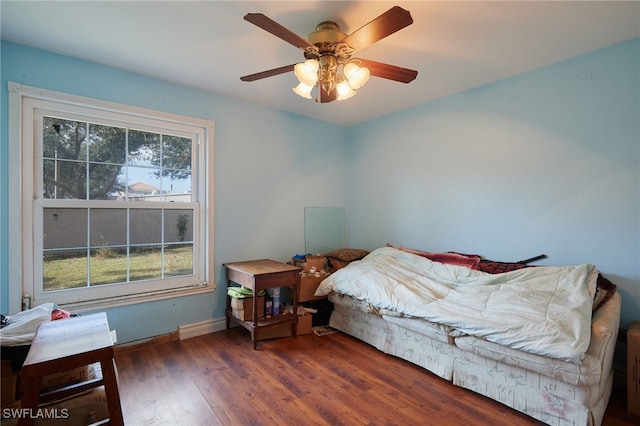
(100, 358, 124, 426)
(251, 327, 258, 350)
(17, 376, 42, 426)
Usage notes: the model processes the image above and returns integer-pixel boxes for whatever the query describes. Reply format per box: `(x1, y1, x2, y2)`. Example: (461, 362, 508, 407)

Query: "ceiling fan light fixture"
(292, 81, 315, 99)
(336, 79, 357, 101)
(343, 62, 370, 90)
(241, 7, 417, 104)
(294, 59, 319, 85)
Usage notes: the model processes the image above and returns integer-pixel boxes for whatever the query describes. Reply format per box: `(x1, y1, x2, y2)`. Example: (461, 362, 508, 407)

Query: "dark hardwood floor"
(114, 327, 639, 426)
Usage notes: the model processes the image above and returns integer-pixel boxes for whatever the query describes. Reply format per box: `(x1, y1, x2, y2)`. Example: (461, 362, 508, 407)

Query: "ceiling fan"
(240, 6, 418, 103)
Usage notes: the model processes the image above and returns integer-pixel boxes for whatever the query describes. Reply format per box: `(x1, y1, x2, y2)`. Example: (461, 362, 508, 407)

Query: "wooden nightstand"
(224, 259, 301, 349)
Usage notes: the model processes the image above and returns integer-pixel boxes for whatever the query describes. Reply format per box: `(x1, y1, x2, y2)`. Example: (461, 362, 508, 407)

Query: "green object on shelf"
(227, 286, 266, 298)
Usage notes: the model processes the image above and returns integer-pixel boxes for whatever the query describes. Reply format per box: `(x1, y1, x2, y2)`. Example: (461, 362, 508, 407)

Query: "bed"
(315, 246, 621, 426)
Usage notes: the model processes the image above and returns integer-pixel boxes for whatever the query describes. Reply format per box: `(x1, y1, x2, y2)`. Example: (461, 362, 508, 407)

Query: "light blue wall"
(0, 41, 349, 342)
(347, 38, 640, 329)
(2, 38, 638, 342)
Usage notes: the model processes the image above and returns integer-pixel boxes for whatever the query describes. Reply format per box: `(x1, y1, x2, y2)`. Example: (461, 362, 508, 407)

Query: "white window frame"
(8, 82, 215, 312)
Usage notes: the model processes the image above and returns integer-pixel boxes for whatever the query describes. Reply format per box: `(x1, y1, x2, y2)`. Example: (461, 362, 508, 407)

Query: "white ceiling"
(2, 1, 639, 126)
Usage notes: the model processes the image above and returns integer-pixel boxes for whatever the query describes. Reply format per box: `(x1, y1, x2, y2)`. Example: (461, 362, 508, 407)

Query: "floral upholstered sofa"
(317, 246, 621, 426)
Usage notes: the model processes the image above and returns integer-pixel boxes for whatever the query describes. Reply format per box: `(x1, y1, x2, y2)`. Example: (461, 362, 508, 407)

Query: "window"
(9, 83, 214, 309)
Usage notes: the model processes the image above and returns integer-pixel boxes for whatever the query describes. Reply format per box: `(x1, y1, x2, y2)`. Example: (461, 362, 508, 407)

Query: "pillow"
(322, 248, 369, 262)
(387, 244, 481, 269)
(322, 248, 370, 273)
(326, 258, 351, 272)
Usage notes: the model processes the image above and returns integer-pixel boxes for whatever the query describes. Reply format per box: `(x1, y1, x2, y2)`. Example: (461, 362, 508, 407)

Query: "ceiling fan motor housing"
(304, 21, 354, 64)
(306, 21, 347, 43)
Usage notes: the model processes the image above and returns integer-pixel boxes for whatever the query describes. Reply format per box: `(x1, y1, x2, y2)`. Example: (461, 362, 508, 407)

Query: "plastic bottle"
(272, 288, 280, 316)
(265, 297, 273, 317)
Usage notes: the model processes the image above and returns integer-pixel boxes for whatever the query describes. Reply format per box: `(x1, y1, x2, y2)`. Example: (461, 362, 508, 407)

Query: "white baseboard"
(178, 317, 227, 340)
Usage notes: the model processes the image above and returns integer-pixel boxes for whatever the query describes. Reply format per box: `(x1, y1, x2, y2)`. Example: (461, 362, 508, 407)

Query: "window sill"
(58, 283, 217, 313)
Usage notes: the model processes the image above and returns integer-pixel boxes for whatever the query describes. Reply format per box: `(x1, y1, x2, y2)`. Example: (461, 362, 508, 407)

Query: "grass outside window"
(44, 245, 193, 291)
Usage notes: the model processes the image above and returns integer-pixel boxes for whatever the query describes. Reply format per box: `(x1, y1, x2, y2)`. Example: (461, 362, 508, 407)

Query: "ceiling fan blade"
(244, 13, 316, 50)
(341, 6, 413, 52)
(240, 64, 296, 82)
(320, 86, 337, 103)
(355, 58, 418, 83)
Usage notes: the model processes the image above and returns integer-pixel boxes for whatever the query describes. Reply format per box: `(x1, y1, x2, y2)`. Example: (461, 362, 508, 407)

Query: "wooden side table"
(224, 259, 301, 349)
(18, 312, 123, 426)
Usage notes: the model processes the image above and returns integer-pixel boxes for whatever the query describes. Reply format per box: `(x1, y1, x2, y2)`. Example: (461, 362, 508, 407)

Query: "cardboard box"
(255, 315, 312, 340)
(231, 309, 250, 322)
(257, 323, 292, 340)
(299, 274, 328, 302)
(232, 307, 264, 322)
(304, 256, 326, 273)
(1, 359, 17, 407)
(230, 295, 265, 321)
(41, 365, 89, 391)
(628, 322, 640, 416)
(297, 313, 313, 335)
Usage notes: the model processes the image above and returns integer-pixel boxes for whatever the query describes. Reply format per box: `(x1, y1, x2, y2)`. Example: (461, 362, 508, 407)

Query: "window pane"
(162, 135, 192, 202)
(43, 249, 88, 291)
(88, 124, 126, 163)
(128, 130, 160, 167)
(113, 168, 128, 201)
(90, 247, 128, 285)
(43, 117, 87, 161)
(165, 244, 193, 277)
(43, 159, 86, 199)
(90, 209, 127, 246)
(164, 210, 193, 243)
(127, 166, 161, 201)
(89, 164, 125, 200)
(44, 208, 87, 249)
(163, 135, 191, 171)
(130, 246, 162, 281)
(130, 209, 162, 244)
(164, 172, 192, 202)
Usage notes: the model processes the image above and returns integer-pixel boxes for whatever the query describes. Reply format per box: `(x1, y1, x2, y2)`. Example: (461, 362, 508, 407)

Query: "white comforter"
(315, 247, 598, 362)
